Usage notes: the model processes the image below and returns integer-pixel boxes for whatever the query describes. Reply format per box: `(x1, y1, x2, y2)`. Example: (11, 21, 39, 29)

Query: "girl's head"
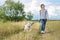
(40, 4, 45, 9)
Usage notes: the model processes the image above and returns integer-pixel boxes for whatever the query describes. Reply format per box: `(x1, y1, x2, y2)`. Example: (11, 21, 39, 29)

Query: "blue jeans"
(40, 19, 47, 31)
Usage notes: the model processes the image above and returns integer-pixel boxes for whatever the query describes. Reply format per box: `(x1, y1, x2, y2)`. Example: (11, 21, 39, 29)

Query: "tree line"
(0, 0, 33, 22)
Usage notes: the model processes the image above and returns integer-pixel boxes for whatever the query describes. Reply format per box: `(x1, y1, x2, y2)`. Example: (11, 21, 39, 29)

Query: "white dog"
(24, 22, 34, 31)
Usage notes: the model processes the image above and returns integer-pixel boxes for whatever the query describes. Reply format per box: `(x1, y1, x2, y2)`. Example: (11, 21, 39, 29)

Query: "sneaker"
(41, 31, 45, 34)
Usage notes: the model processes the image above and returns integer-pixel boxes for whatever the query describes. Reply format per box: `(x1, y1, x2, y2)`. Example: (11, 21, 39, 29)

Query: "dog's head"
(31, 22, 34, 25)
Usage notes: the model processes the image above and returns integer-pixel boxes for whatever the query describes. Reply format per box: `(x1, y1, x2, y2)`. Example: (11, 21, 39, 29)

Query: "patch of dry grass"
(0, 21, 60, 40)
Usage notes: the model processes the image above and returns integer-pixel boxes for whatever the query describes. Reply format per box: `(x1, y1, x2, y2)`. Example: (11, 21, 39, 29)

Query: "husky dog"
(24, 22, 34, 31)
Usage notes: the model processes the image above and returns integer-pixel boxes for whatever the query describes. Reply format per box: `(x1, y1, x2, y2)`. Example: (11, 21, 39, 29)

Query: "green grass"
(0, 21, 60, 40)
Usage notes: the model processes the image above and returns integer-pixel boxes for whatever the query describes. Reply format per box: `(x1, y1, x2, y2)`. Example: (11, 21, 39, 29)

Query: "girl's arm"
(45, 10, 48, 20)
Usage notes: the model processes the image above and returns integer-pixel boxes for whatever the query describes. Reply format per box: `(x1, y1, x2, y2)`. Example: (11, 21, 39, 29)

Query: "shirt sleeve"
(45, 10, 48, 19)
(40, 10, 41, 19)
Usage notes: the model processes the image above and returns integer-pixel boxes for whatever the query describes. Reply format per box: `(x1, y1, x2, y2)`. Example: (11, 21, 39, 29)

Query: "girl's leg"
(41, 19, 44, 31)
(41, 19, 47, 33)
(43, 19, 47, 31)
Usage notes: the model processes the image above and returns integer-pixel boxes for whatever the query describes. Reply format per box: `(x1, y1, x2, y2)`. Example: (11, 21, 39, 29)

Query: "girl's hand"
(46, 19, 47, 21)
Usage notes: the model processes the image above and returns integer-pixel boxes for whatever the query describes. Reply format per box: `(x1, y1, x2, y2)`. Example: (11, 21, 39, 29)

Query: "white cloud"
(21, 0, 60, 20)
(47, 6, 57, 18)
(39, 0, 52, 5)
(0, 0, 60, 20)
(0, 0, 6, 6)
(47, 5, 60, 19)
(24, 0, 40, 12)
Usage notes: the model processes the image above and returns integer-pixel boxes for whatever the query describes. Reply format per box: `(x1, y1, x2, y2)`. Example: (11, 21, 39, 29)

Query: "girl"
(40, 4, 48, 34)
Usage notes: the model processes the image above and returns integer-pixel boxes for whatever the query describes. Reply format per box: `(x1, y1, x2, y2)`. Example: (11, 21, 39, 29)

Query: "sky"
(0, 0, 60, 20)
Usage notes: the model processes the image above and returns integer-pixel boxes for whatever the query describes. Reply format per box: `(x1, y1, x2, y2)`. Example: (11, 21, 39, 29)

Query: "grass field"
(0, 21, 60, 40)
